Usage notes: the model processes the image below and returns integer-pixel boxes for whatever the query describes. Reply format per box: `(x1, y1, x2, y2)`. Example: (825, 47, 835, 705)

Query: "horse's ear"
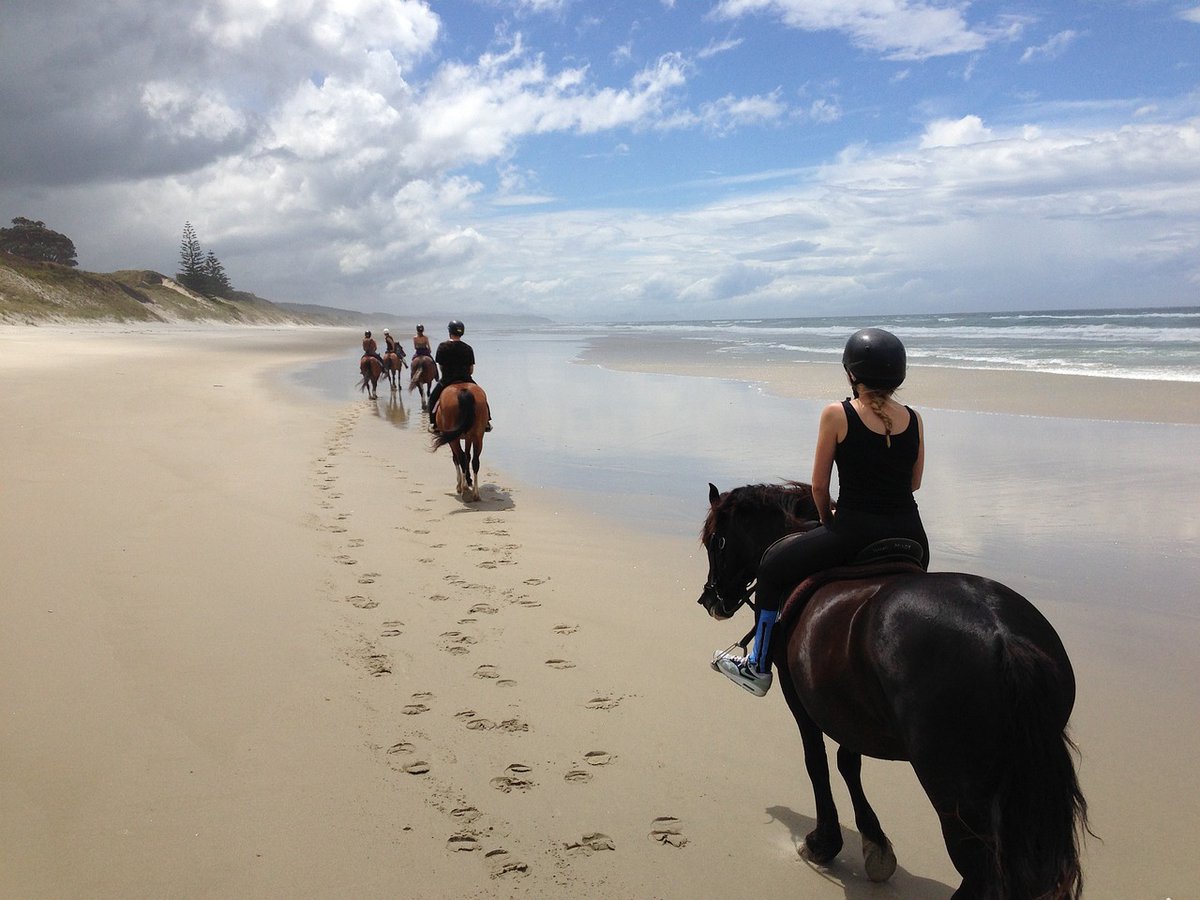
(708, 483, 720, 506)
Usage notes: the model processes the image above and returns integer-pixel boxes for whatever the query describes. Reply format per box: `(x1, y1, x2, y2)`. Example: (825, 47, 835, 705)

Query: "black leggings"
(756, 509, 929, 613)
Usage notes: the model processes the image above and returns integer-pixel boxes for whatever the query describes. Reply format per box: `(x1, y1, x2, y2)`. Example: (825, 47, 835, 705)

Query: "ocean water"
(293, 320, 1199, 617)
(561, 306, 1200, 382)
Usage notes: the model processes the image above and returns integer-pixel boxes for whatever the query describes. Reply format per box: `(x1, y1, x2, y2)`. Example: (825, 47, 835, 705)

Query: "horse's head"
(698, 481, 821, 620)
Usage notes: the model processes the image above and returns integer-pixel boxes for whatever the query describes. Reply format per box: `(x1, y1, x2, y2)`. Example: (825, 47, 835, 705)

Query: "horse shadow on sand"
(445, 484, 515, 513)
(766, 805, 953, 900)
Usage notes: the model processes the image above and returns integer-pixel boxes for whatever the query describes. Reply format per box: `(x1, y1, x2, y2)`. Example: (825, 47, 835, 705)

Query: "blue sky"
(2, 0, 1198, 321)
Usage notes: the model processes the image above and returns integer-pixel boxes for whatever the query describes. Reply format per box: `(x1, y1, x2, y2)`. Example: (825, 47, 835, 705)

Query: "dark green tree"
(177, 221, 205, 292)
(203, 250, 232, 296)
(0, 217, 79, 266)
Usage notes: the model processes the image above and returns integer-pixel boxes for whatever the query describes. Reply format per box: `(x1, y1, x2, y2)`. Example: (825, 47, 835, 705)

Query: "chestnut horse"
(383, 349, 406, 391)
(699, 482, 1088, 900)
(358, 355, 382, 400)
(431, 383, 489, 502)
(408, 355, 437, 410)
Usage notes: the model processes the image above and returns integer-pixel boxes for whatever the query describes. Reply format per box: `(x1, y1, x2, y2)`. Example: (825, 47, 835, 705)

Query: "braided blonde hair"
(862, 389, 897, 447)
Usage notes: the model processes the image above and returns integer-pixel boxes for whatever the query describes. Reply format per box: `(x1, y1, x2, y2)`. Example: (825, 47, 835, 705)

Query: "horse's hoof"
(799, 829, 842, 866)
(862, 837, 896, 882)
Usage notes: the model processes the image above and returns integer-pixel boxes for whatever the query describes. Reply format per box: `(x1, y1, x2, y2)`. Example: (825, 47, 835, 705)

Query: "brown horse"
(408, 355, 437, 410)
(699, 482, 1088, 900)
(358, 355, 383, 400)
(383, 349, 407, 392)
(431, 383, 489, 501)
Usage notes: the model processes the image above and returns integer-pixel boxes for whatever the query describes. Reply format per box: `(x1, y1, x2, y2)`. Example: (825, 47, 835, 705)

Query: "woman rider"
(713, 328, 929, 697)
(413, 324, 432, 358)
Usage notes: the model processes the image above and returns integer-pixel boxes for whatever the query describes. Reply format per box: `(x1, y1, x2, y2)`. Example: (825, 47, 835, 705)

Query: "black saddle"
(853, 537, 926, 568)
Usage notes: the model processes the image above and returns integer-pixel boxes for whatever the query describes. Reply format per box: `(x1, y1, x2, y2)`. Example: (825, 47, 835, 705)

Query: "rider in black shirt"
(428, 320, 491, 432)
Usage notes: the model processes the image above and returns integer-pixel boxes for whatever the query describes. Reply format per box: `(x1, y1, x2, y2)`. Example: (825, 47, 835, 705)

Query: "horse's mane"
(700, 481, 818, 544)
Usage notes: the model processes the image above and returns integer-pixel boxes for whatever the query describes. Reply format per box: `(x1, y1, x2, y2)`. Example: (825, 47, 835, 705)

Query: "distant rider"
(427, 320, 491, 433)
(382, 328, 405, 366)
(413, 324, 432, 358)
(361, 330, 383, 366)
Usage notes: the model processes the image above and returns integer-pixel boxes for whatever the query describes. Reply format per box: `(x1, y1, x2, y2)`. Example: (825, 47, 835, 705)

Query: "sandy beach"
(2, 325, 1198, 899)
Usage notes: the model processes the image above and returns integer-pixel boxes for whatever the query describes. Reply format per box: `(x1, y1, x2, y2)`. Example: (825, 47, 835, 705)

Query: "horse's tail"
(991, 636, 1088, 899)
(432, 388, 475, 449)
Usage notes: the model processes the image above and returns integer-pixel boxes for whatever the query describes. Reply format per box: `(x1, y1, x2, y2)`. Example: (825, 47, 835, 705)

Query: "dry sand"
(2, 325, 1197, 899)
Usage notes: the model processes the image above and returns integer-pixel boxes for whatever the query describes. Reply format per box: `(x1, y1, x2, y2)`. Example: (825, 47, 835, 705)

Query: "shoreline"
(577, 332, 1200, 425)
(3, 325, 1198, 897)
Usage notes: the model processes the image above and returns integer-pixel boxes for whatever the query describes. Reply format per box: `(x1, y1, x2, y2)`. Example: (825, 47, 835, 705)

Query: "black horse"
(699, 482, 1088, 900)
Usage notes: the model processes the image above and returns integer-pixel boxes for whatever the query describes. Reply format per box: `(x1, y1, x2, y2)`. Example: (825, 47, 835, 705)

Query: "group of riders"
(360, 322, 919, 700)
(360, 320, 489, 433)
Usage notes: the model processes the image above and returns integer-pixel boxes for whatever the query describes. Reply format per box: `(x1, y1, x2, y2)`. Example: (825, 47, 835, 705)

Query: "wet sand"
(578, 331, 1200, 425)
(2, 324, 1197, 898)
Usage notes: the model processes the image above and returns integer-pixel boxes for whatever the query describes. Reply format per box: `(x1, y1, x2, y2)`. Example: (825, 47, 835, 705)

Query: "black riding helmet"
(416, 324, 424, 333)
(842, 328, 906, 390)
(448, 320, 465, 336)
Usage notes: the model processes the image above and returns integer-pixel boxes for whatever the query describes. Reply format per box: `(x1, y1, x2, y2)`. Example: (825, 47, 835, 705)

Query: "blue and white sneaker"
(712, 652, 773, 697)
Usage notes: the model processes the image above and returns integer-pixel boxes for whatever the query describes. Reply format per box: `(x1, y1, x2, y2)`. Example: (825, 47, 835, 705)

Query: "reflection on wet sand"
(297, 329, 1200, 617)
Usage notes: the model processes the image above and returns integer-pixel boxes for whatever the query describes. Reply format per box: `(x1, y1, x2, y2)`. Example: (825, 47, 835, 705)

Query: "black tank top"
(834, 400, 919, 514)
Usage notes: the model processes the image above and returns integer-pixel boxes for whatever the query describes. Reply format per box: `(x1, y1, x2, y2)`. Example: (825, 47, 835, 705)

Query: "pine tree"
(204, 250, 232, 296)
(177, 222, 205, 292)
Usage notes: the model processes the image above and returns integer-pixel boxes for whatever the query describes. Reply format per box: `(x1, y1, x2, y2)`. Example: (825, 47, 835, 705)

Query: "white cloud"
(712, 0, 990, 60)
(919, 115, 992, 148)
(808, 98, 842, 124)
(1020, 29, 1080, 63)
(1179, 6, 1200, 24)
(698, 37, 744, 59)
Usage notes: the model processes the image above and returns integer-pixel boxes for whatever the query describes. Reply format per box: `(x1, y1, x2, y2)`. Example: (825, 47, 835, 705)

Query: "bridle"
(701, 532, 757, 620)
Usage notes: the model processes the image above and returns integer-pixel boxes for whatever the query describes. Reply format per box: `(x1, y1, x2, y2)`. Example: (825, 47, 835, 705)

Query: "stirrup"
(712, 649, 772, 697)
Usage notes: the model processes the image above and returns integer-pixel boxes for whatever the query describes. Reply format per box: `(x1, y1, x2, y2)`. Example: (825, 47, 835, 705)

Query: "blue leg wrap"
(748, 609, 778, 674)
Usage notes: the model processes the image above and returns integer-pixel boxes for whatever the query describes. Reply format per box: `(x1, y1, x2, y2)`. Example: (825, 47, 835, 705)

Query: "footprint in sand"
(649, 817, 689, 848)
(347, 538, 365, 548)
(402, 703, 430, 715)
(334, 555, 357, 566)
(347, 594, 379, 609)
(440, 632, 477, 655)
(563, 770, 593, 784)
(473, 665, 500, 679)
(545, 659, 575, 670)
(403, 761, 431, 775)
(470, 603, 498, 615)
(490, 764, 534, 793)
(585, 696, 620, 710)
(496, 679, 517, 688)
(381, 621, 404, 637)
(583, 751, 615, 767)
(325, 525, 347, 533)
(450, 806, 481, 823)
(517, 598, 542, 608)
(485, 848, 529, 879)
(430, 593, 450, 602)
(523, 577, 548, 586)
(357, 573, 380, 585)
(366, 654, 391, 676)
(564, 833, 616, 855)
(553, 624, 579, 635)
(447, 833, 480, 852)
(387, 741, 416, 755)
